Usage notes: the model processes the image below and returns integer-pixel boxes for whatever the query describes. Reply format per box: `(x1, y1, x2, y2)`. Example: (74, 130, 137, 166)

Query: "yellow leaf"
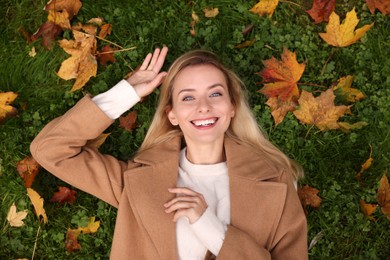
(249, 0, 279, 17)
(27, 188, 48, 224)
(86, 133, 110, 150)
(234, 39, 256, 49)
(319, 8, 374, 47)
(332, 75, 366, 103)
(79, 216, 100, 234)
(47, 9, 71, 29)
(7, 203, 28, 227)
(0, 91, 18, 124)
(28, 47, 36, 57)
(203, 7, 219, 18)
(338, 121, 368, 133)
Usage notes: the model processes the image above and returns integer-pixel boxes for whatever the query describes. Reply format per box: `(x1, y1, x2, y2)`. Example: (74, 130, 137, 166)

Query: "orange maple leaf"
(293, 89, 349, 131)
(57, 30, 98, 91)
(366, 0, 390, 15)
(45, 0, 82, 19)
(50, 186, 77, 204)
(249, 0, 279, 17)
(355, 145, 373, 182)
(319, 8, 374, 47)
(98, 24, 112, 39)
(119, 111, 138, 132)
(359, 199, 378, 221)
(306, 0, 336, 24)
(16, 156, 41, 188)
(97, 45, 117, 65)
(377, 174, 390, 220)
(298, 185, 322, 215)
(265, 97, 297, 126)
(0, 91, 18, 124)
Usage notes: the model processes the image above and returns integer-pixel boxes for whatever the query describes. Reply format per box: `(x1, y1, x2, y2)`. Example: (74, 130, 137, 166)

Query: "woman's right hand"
(127, 46, 168, 98)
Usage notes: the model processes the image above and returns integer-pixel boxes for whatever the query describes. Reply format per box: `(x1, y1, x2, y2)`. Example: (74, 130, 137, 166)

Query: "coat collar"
(124, 135, 286, 258)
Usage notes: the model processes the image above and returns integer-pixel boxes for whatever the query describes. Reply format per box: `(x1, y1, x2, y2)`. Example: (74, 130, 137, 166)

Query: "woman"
(31, 47, 308, 259)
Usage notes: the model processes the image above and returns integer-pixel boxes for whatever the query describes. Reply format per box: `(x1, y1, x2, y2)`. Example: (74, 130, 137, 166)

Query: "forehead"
(172, 64, 227, 91)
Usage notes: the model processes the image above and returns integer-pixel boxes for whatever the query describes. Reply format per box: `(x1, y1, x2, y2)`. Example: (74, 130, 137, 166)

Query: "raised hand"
(127, 46, 168, 98)
(164, 187, 208, 224)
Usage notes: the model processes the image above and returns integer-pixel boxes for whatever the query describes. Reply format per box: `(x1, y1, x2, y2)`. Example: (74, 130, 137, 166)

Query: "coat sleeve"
(30, 95, 129, 208)
(216, 170, 308, 260)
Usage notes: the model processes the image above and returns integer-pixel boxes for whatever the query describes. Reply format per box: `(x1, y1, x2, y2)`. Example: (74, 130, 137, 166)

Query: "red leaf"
(97, 45, 117, 65)
(306, 0, 336, 24)
(31, 21, 63, 50)
(119, 111, 138, 131)
(50, 186, 77, 204)
(16, 156, 41, 188)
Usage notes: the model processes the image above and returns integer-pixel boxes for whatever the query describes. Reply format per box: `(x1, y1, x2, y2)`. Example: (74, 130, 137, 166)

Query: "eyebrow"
(177, 83, 225, 96)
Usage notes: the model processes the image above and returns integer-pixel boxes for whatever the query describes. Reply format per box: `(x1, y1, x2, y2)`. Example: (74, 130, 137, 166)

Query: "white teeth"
(193, 119, 216, 126)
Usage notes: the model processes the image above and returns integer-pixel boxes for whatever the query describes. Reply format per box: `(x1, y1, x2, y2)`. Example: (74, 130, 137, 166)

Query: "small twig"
(321, 48, 337, 76)
(95, 35, 124, 49)
(297, 82, 328, 88)
(31, 220, 42, 260)
(96, 46, 137, 55)
(280, 0, 304, 9)
(305, 124, 315, 138)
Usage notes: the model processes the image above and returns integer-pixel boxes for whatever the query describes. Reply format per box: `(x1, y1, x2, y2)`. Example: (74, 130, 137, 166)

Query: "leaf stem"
(31, 220, 42, 260)
(321, 48, 337, 76)
(305, 124, 315, 138)
(96, 46, 137, 55)
(297, 82, 328, 88)
(95, 35, 124, 49)
(280, 0, 304, 9)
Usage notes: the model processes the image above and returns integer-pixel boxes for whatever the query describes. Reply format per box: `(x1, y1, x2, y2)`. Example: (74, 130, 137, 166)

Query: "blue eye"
(183, 96, 194, 101)
(210, 92, 222, 97)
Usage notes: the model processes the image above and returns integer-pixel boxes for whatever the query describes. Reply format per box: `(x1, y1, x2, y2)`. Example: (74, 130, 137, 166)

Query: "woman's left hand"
(164, 187, 208, 224)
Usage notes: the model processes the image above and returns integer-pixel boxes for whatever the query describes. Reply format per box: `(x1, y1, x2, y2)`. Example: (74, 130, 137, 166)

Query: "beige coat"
(30, 96, 308, 259)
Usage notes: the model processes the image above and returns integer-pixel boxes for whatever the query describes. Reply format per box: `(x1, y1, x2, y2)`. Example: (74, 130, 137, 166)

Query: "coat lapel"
(224, 137, 288, 249)
(124, 136, 182, 259)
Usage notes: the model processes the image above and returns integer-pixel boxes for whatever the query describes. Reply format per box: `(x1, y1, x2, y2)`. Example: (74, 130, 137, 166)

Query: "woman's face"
(168, 64, 235, 147)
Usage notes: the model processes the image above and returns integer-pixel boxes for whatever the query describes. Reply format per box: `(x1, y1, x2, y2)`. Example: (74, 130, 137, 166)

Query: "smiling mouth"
(191, 118, 218, 126)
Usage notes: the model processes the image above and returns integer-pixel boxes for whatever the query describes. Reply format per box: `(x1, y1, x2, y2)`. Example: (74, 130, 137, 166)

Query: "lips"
(191, 118, 218, 126)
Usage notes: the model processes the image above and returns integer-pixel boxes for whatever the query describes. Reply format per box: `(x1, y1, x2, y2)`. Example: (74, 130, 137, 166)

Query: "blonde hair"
(137, 50, 303, 180)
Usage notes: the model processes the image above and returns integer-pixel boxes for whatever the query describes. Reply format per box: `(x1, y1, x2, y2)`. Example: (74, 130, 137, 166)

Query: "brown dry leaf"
(47, 9, 71, 29)
(306, 0, 336, 24)
(265, 97, 298, 126)
(16, 156, 41, 188)
(65, 228, 81, 252)
(57, 30, 98, 91)
(27, 188, 48, 224)
(293, 89, 349, 131)
(190, 11, 199, 36)
(72, 22, 98, 36)
(31, 21, 63, 50)
(87, 17, 104, 26)
(332, 75, 366, 103)
(50, 186, 77, 204)
(298, 185, 322, 215)
(7, 203, 28, 227)
(377, 174, 390, 220)
(203, 7, 219, 18)
(98, 24, 112, 39)
(97, 45, 117, 65)
(319, 8, 374, 47)
(359, 199, 377, 221)
(249, 0, 279, 17)
(366, 0, 390, 15)
(355, 145, 373, 182)
(45, 0, 82, 19)
(87, 133, 111, 150)
(0, 91, 18, 124)
(119, 111, 138, 131)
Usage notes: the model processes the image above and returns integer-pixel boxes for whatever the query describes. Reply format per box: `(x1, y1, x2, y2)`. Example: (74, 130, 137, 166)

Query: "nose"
(197, 98, 211, 113)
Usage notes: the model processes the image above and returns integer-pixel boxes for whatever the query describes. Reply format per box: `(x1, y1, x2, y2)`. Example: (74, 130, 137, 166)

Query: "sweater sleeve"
(92, 79, 140, 119)
(190, 208, 227, 256)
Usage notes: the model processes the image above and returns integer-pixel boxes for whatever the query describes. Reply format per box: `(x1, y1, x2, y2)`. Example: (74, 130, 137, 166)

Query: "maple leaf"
(31, 21, 63, 50)
(366, 0, 390, 15)
(265, 97, 298, 126)
(47, 9, 71, 29)
(16, 156, 41, 188)
(98, 24, 112, 39)
(258, 48, 305, 101)
(119, 111, 138, 131)
(45, 0, 82, 19)
(50, 186, 77, 204)
(332, 75, 366, 103)
(203, 7, 219, 18)
(355, 145, 373, 182)
(249, 0, 279, 17)
(97, 45, 117, 65)
(65, 217, 100, 253)
(27, 188, 48, 224)
(319, 8, 374, 47)
(7, 203, 28, 227)
(0, 91, 18, 124)
(57, 30, 98, 91)
(293, 89, 349, 131)
(377, 174, 390, 220)
(298, 185, 322, 215)
(306, 0, 336, 24)
(359, 199, 377, 221)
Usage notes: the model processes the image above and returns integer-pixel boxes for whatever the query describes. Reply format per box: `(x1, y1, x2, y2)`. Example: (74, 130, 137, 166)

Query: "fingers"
(139, 46, 168, 73)
(139, 53, 152, 71)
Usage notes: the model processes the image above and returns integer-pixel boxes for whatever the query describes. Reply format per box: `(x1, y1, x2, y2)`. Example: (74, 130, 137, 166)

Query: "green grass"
(1, 0, 389, 259)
